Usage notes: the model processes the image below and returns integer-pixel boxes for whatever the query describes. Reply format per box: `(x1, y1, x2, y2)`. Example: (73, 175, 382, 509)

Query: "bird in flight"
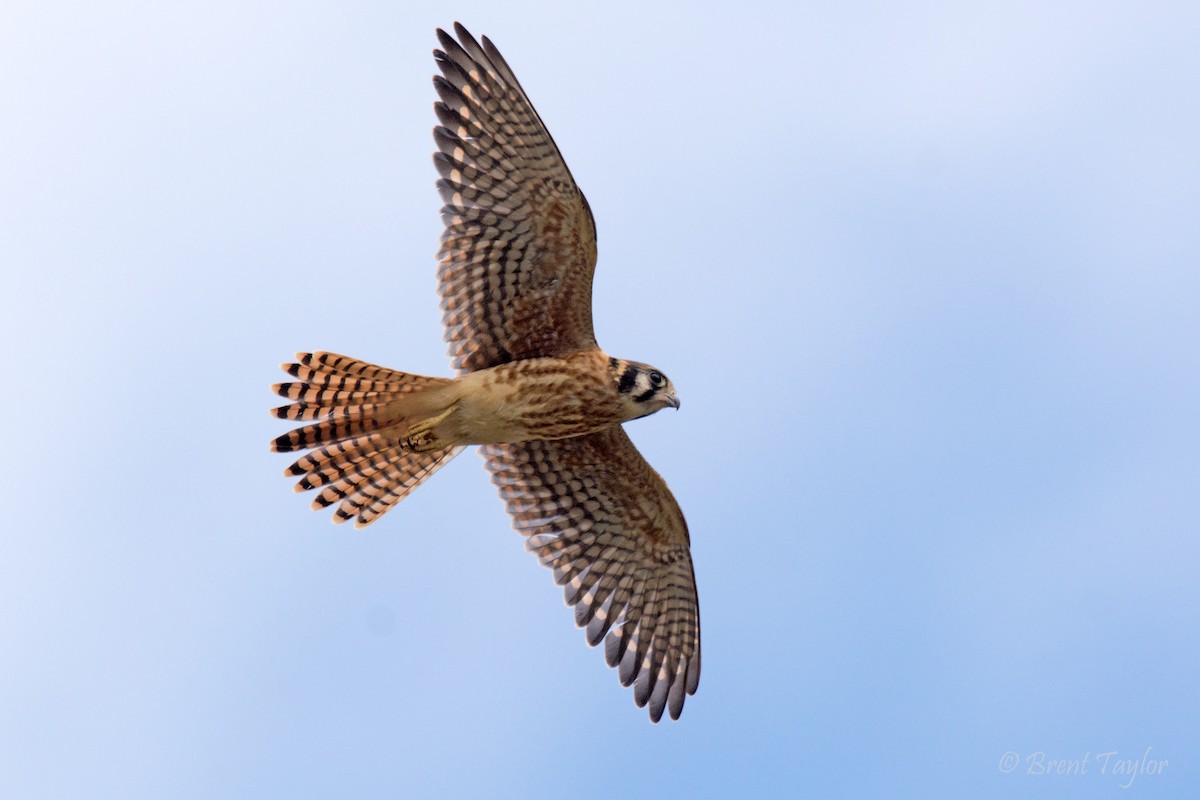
(270, 23, 700, 722)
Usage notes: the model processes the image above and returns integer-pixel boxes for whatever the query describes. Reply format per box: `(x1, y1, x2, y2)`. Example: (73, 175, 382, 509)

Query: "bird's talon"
(402, 403, 458, 451)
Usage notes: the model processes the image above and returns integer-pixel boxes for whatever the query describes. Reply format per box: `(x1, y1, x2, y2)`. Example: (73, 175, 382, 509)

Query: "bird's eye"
(648, 371, 666, 388)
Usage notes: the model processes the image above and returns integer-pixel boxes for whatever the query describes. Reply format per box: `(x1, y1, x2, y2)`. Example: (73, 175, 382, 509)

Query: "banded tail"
(270, 352, 464, 527)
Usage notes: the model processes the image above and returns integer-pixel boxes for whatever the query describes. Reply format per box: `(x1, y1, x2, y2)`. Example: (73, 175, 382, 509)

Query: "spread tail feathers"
(270, 352, 463, 527)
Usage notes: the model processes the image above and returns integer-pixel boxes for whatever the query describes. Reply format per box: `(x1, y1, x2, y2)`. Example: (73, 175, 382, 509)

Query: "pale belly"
(449, 357, 620, 445)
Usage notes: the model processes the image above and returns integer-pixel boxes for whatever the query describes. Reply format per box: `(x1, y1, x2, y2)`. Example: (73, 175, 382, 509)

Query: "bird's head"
(611, 359, 680, 421)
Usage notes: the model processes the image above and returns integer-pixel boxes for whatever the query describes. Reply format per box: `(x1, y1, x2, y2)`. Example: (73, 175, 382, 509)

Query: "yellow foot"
(402, 403, 458, 452)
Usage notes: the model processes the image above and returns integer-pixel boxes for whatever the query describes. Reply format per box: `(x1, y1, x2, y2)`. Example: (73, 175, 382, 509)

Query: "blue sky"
(2, 1, 1197, 797)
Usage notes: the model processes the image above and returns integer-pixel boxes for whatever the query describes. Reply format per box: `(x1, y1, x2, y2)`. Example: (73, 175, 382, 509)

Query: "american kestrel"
(270, 23, 700, 722)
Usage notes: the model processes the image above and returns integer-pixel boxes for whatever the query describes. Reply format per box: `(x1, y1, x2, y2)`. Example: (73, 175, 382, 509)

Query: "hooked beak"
(665, 393, 681, 410)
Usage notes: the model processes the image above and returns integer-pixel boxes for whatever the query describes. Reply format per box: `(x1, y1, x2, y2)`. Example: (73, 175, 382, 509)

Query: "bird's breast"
(454, 353, 620, 445)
